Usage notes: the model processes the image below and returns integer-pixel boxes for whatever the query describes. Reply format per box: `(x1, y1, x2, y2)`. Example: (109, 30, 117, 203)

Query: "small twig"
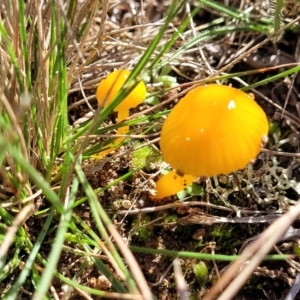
(80, 133, 160, 139)
(77, 76, 95, 112)
(108, 224, 153, 300)
(178, 213, 282, 226)
(173, 258, 189, 300)
(129, 215, 166, 236)
(0, 204, 35, 260)
(239, 226, 300, 255)
(148, 262, 173, 287)
(262, 148, 300, 158)
(72, 287, 94, 300)
(282, 272, 300, 300)
(50, 285, 60, 300)
(115, 201, 273, 216)
(203, 200, 300, 300)
(97, 239, 126, 281)
(1, 189, 42, 208)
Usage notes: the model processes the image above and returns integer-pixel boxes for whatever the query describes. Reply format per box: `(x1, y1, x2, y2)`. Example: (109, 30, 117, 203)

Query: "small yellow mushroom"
(150, 84, 269, 200)
(96, 69, 146, 158)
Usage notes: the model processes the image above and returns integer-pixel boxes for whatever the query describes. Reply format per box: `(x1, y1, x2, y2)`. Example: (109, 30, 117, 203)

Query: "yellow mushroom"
(96, 70, 146, 158)
(150, 84, 269, 200)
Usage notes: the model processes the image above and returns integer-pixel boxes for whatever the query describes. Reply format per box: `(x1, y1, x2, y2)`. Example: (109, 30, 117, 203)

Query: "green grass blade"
(4, 209, 55, 299)
(130, 246, 292, 261)
(32, 178, 78, 300)
(74, 164, 139, 293)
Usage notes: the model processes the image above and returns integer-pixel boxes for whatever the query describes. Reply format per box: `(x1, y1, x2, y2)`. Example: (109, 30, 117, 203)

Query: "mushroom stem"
(150, 170, 196, 200)
(97, 110, 129, 159)
(117, 110, 129, 134)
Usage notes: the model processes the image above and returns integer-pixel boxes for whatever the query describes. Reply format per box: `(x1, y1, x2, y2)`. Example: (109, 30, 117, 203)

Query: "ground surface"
(65, 2, 300, 299)
(2, 1, 300, 299)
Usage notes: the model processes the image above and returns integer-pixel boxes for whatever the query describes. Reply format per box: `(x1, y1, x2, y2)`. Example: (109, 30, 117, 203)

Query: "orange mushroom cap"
(159, 84, 269, 177)
(96, 69, 146, 111)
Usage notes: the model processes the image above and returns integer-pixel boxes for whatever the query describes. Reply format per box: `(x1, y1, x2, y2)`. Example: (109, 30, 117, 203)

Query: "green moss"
(131, 142, 162, 170)
(211, 224, 233, 239)
(164, 214, 178, 223)
(177, 183, 205, 200)
(207, 224, 242, 251)
(193, 261, 208, 286)
(132, 215, 153, 241)
(158, 75, 178, 88)
(268, 121, 280, 144)
(187, 183, 205, 196)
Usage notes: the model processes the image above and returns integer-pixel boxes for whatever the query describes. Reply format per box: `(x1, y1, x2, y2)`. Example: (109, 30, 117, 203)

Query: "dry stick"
(262, 148, 300, 158)
(107, 223, 154, 300)
(148, 262, 173, 287)
(97, 239, 126, 281)
(173, 258, 189, 300)
(77, 76, 95, 112)
(283, 272, 300, 300)
(80, 133, 160, 139)
(0, 204, 35, 260)
(50, 285, 60, 300)
(1, 189, 42, 208)
(71, 287, 94, 300)
(203, 200, 300, 300)
(115, 201, 267, 216)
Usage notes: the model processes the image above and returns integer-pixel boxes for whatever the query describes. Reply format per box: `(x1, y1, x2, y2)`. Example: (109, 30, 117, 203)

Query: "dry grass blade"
(108, 224, 153, 300)
(283, 272, 300, 300)
(0, 204, 35, 260)
(203, 15, 300, 81)
(173, 258, 189, 300)
(203, 200, 300, 300)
